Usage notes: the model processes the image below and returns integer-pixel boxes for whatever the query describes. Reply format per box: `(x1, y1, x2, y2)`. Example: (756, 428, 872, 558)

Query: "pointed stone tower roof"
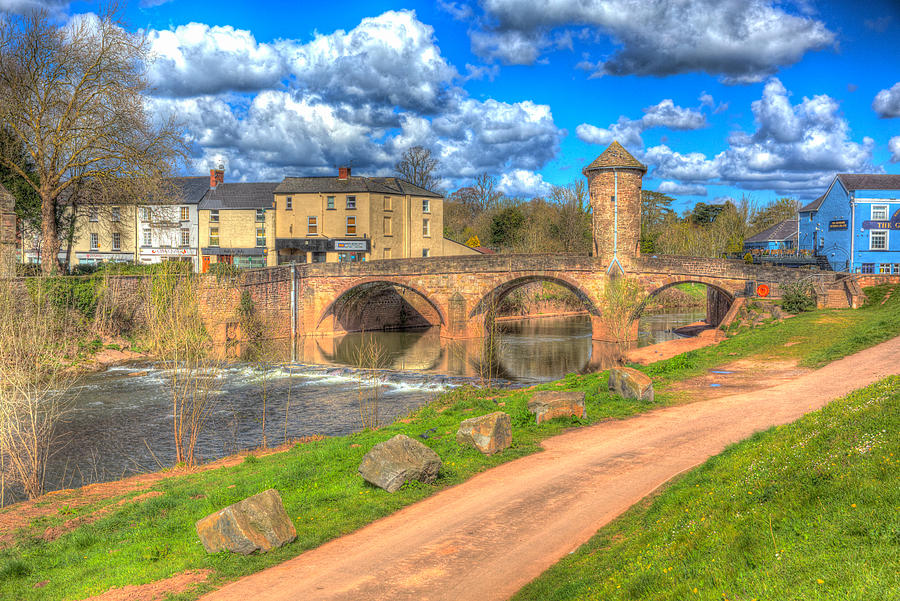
(583, 141, 647, 173)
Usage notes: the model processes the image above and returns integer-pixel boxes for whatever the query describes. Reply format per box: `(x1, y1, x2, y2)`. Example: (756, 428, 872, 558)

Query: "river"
(2, 310, 703, 505)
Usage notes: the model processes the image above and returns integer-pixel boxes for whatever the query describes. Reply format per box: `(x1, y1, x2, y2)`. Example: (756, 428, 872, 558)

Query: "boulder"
(358, 434, 442, 493)
(527, 391, 586, 424)
(195, 489, 296, 555)
(608, 367, 654, 402)
(456, 412, 512, 455)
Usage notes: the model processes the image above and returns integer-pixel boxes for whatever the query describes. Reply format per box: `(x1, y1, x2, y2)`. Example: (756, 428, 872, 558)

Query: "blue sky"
(9, 0, 900, 210)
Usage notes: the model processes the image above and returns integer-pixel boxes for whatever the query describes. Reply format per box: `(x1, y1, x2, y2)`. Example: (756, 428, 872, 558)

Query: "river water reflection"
(4, 310, 702, 504)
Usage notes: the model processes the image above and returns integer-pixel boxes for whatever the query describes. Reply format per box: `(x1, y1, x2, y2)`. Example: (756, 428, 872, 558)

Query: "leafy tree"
(394, 146, 439, 192)
(689, 202, 725, 225)
(750, 197, 800, 234)
(0, 128, 40, 229)
(641, 190, 675, 231)
(0, 8, 186, 273)
(490, 206, 525, 249)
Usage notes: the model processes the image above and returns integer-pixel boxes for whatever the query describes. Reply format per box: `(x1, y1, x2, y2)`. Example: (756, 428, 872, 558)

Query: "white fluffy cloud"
(148, 24, 286, 97)
(147, 11, 457, 113)
(873, 82, 900, 118)
(890, 137, 900, 163)
(474, 0, 834, 82)
(0, 0, 68, 13)
(141, 10, 564, 185)
(498, 170, 553, 198)
(657, 181, 707, 196)
(576, 98, 708, 148)
(642, 78, 876, 197)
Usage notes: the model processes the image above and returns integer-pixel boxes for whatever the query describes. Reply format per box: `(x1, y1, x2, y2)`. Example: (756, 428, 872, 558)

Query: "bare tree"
(0, 7, 186, 273)
(549, 180, 592, 253)
(394, 146, 439, 192)
(598, 276, 646, 362)
(0, 280, 76, 502)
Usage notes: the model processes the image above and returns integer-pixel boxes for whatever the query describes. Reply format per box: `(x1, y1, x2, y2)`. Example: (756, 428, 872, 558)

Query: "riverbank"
(1, 284, 897, 601)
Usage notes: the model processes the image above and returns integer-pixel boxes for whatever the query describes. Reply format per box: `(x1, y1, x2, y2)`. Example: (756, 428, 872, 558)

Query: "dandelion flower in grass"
(817, 579, 825, 584)
(851, 503, 857, 508)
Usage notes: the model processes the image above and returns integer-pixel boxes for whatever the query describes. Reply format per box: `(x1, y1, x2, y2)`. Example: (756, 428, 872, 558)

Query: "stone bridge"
(236, 253, 841, 343)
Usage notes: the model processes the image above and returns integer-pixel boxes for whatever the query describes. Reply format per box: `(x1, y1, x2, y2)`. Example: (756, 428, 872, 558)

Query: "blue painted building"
(799, 174, 900, 273)
(744, 219, 798, 252)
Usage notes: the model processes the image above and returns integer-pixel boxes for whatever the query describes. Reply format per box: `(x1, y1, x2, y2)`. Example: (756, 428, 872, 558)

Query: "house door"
(202, 256, 210, 273)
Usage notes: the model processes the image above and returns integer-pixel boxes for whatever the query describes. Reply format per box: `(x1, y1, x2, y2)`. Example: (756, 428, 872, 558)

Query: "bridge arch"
(637, 276, 738, 326)
(469, 274, 602, 318)
(315, 277, 446, 335)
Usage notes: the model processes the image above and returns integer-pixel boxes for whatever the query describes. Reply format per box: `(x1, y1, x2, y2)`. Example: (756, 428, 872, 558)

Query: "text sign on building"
(862, 209, 900, 230)
(828, 219, 848, 231)
(333, 240, 369, 251)
(142, 248, 197, 256)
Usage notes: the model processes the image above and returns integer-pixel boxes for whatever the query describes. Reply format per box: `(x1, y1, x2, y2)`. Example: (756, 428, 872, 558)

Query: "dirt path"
(202, 335, 900, 601)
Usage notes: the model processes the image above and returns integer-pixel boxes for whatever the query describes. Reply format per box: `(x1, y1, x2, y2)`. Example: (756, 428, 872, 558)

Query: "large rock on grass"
(608, 367, 654, 402)
(457, 412, 511, 455)
(358, 434, 442, 493)
(527, 391, 586, 424)
(195, 489, 296, 555)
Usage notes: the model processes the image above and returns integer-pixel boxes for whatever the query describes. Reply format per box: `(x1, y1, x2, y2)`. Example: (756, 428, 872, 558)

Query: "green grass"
(0, 284, 896, 600)
(513, 376, 900, 601)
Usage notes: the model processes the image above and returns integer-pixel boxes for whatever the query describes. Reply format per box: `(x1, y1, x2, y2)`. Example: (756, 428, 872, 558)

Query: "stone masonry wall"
(587, 168, 643, 263)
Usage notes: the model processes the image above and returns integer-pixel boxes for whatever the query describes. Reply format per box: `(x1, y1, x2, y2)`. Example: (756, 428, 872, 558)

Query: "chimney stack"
(210, 163, 225, 189)
(338, 166, 351, 180)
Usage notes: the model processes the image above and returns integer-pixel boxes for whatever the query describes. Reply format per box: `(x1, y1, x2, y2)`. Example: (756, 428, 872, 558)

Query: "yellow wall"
(199, 209, 276, 267)
(72, 205, 137, 257)
(273, 191, 445, 262)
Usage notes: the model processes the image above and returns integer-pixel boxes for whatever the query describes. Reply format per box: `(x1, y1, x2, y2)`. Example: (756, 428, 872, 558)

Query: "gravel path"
(202, 335, 900, 601)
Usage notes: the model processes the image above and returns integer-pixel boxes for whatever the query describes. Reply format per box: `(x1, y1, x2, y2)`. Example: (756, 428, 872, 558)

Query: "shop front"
(201, 247, 267, 272)
(276, 237, 370, 264)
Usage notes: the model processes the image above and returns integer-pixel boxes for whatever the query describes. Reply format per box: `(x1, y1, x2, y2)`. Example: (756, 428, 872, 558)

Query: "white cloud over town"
(576, 98, 708, 148)
(889, 137, 900, 163)
(872, 82, 900, 118)
(471, 0, 835, 83)
(640, 78, 876, 197)
(498, 170, 553, 198)
(142, 10, 564, 190)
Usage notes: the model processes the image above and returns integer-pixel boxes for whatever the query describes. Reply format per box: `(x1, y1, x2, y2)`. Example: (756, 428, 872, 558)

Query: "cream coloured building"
(272, 167, 472, 263)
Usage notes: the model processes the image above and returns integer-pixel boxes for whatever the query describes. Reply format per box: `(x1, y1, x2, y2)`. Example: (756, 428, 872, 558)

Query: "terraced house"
(198, 168, 278, 271)
(272, 167, 476, 264)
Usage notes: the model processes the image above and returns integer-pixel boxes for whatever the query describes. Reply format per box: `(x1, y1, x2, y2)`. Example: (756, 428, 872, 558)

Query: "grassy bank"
(514, 375, 900, 601)
(0, 284, 897, 600)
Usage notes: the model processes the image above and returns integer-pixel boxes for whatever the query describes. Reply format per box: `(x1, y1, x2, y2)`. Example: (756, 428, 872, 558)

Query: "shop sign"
(333, 240, 369, 252)
(142, 247, 196, 256)
(862, 209, 900, 230)
(77, 252, 131, 260)
(828, 219, 848, 230)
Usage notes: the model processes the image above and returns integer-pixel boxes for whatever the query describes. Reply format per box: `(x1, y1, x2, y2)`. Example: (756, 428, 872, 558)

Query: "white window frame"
(346, 215, 357, 236)
(140, 207, 150, 221)
(111, 206, 120, 222)
(326, 196, 335, 210)
(256, 208, 265, 222)
(209, 209, 219, 223)
(286, 196, 292, 211)
(181, 228, 190, 247)
(89, 207, 98, 222)
(256, 226, 266, 248)
(307, 216, 318, 235)
(871, 205, 889, 220)
(180, 206, 190, 221)
(422, 198, 430, 213)
(422, 218, 430, 238)
(143, 228, 151, 247)
(112, 232, 121, 251)
(422, 248, 430, 257)
(208, 227, 219, 247)
(346, 196, 356, 210)
(90, 232, 99, 250)
(870, 229, 888, 250)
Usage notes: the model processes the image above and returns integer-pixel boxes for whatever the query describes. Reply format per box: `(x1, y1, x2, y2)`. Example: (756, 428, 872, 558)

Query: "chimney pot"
(210, 167, 225, 189)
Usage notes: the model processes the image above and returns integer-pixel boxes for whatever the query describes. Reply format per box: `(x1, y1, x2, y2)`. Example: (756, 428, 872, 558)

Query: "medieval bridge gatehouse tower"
(583, 141, 646, 273)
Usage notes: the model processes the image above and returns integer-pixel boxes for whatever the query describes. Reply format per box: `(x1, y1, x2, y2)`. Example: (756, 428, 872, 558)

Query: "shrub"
(743, 252, 753, 263)
(781, 280, 816, 313)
